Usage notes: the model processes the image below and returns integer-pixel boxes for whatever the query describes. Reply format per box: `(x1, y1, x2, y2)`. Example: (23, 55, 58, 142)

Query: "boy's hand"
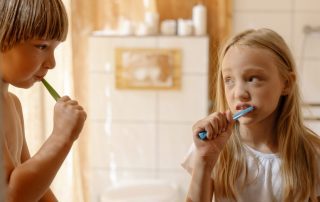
(192, 111, 235, 164)
(52, 96, 87, 143)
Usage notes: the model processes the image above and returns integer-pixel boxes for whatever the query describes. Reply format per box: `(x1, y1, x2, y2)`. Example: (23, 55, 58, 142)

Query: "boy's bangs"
(0, 0, 68, 51)
(28, 0, 68, 41)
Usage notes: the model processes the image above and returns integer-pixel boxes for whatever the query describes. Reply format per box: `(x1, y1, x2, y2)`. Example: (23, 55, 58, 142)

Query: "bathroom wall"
(233, 0, 320, 133)
(87, 36, 209, 201)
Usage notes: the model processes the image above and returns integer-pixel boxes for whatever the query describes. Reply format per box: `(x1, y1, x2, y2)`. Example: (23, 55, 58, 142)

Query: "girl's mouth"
(236, 104, 253, 110)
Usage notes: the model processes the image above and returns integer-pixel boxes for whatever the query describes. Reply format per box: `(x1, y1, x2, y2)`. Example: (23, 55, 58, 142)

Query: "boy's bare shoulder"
(7, 92, 23, 113)
(8, 92, 20, 103)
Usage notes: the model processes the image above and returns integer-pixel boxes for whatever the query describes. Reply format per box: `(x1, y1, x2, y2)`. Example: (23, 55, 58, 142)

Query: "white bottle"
(192, 3, 207, 36)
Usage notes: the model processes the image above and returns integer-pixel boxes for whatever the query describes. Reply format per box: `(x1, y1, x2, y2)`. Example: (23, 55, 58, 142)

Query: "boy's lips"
(35, 73, 47, 81)
(35, 76, 45, 81)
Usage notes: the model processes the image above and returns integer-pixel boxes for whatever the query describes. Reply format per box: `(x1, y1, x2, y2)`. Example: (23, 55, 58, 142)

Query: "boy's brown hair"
(0, 0, 68, 51)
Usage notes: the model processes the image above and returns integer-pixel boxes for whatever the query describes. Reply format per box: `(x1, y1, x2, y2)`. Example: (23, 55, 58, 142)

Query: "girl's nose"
(234, 82, 250, 101)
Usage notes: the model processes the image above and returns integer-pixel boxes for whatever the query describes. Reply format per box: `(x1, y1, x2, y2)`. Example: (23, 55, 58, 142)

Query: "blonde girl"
(184, 28, 320, 202)
(0, 0, 86, 201)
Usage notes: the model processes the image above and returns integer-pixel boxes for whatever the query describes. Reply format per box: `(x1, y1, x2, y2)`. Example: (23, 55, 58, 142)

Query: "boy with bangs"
(0, 0, 87, 201)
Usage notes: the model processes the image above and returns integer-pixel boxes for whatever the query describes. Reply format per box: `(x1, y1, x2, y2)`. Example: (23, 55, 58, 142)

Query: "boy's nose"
(43, 53, 56, 69)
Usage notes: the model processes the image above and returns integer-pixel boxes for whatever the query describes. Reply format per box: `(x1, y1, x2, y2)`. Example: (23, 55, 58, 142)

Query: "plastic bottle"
(192, 3, 207, 36)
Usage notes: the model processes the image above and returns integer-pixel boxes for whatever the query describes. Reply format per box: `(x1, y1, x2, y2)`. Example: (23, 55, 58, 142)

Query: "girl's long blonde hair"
(213, 28, 320, 201)
(0, 0, 68, 51)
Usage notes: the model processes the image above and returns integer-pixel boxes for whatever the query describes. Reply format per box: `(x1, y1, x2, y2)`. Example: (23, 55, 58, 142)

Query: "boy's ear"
(282, 72, 296, 95)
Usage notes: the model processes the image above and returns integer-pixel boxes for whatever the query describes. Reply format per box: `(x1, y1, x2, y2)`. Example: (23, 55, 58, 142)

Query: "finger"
(58, 96, 71, 102)
(66, 100, 79, 105)
(72, 105, 84, 110)
(80, 111, 87, 121)
(217, 112, 227, 134)
(213, 113, 222, 134)
(204, 124, 214, 140)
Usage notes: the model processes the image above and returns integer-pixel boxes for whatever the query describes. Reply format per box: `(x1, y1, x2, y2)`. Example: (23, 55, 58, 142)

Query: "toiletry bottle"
(192, 3, 207, 36)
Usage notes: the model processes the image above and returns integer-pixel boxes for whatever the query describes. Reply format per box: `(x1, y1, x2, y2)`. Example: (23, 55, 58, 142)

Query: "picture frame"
(115, 48, 181, 90)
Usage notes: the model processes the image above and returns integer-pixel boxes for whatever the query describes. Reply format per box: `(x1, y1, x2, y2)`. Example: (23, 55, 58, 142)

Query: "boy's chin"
(12, 81, 36, 89)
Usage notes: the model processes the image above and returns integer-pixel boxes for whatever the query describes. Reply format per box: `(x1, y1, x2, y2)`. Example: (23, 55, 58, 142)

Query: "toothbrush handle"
(198, 131, 207, 140)
(198, 106, 255, 140)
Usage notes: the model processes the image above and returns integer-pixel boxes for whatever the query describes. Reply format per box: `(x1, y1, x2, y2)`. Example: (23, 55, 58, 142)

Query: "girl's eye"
(224, 77, 234, 86)
(248, 76, 259, 82)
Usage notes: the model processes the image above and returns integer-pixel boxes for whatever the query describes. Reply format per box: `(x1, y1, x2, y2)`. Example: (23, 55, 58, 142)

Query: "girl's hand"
(52, 96, 87, 143)
(192, 111, 235, 163)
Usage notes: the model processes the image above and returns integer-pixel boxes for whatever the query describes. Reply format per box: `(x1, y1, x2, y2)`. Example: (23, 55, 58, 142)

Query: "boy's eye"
(35, 44, 48, 50)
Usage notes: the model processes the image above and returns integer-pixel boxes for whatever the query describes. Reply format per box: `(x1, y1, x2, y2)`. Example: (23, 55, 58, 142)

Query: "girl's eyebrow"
(222, 66, 268, 74)
(242, 67, 268, 74)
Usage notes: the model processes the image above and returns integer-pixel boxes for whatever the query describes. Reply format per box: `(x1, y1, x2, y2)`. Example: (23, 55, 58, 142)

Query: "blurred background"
(9, 0, 320, 201)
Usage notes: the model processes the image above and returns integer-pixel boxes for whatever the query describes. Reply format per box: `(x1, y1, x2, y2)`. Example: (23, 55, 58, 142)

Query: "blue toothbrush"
(198, 106, 254, 140)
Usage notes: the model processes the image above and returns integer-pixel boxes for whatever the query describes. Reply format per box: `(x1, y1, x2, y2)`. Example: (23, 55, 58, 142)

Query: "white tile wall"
(158, 123, 193, 170)
(158, 75, 208, 122)
(88, 74, 158, 121)
(233, 12, 293, 46)
(300, 60, 320, 103)
(157, 37, 209, 74)
(88, 121, 157, 169)
(292, 12, 320, 58)
(294, 0, 320, 11)
(88, 36, 209, 201)
(234, 0, 292, 11)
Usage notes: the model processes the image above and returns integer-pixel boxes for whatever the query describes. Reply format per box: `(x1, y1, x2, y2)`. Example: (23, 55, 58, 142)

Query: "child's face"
(0, 39, 60, 88)
(221, 45, 285, 124)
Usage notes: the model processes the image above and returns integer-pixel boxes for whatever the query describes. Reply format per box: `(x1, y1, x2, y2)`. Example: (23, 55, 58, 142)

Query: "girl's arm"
(186, 156, 215, 202)
(186, 111, 234, 202)
(6, 95, 86, 202)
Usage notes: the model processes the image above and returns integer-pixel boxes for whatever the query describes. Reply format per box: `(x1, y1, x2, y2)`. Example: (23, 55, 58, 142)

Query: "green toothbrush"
(41, 78, 61, 101)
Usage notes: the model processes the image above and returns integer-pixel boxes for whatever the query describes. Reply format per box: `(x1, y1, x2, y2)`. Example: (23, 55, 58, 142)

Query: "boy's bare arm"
(39, 189, 58, 202)
(6, 96, 85, 202)
(20, 136, 58, 202)
(6, 128, 73, 202)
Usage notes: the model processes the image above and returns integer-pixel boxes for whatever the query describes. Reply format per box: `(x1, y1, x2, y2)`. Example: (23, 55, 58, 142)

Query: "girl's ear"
(282, 72, 296, 95)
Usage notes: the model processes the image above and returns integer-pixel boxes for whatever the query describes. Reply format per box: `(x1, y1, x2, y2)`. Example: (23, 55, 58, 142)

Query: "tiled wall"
(88, 36, 209, 201)
(233, 0, 320, 133)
